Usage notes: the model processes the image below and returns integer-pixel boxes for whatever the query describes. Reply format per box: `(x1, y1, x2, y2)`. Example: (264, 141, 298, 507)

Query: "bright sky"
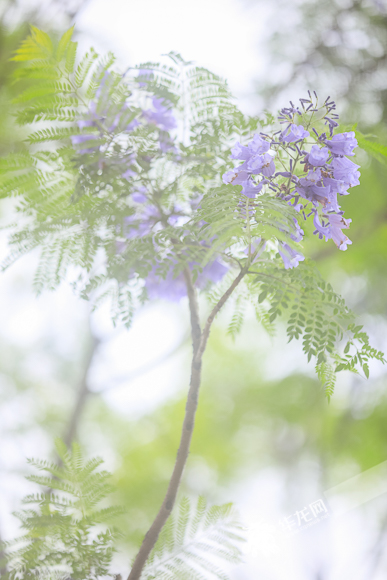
(76, 0, 269, 114)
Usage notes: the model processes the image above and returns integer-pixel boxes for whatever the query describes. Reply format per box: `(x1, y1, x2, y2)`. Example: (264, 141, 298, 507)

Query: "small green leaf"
(335, 363, 346, 372)
(56, 26, 75, 62)
(65, 41, 78, 74)
(13, 26, 54, 61)
(317, 352, 325, 365)
(356, 132, 387, 165)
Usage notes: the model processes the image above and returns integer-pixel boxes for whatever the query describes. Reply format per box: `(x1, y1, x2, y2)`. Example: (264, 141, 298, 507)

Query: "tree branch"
(63, 333, 99, 447)
(194, 265, 248, 364)
(183, 268, 201, 355)
(127, 265, 248, 580)
(127, 270, 202, 580)
(95, 333, 190, 394)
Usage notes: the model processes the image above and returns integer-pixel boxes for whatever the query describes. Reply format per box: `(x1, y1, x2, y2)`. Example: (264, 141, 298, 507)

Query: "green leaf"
(75, 48, 99, 88)
(13, 26, 54, 61)
(363, 363, 370, 379)
(352, 325, 363, 334)
(335, 363, 346, 372)
(356, 132, 387, 165)
(316, 361, 336, 401)
(142, 496, 245, 580)
(65, 40, 78, 74)
(56, 26, 75, 62)
(27, 127, 76, 144)
(4, 442, 121, 579)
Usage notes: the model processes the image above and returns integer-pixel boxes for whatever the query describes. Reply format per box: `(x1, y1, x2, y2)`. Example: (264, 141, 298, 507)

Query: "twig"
(194, 266, 248, 364)
(96, 333, 190, 394)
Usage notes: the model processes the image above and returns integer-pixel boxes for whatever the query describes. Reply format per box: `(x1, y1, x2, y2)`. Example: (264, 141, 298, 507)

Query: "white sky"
(76, 0, 269, 114)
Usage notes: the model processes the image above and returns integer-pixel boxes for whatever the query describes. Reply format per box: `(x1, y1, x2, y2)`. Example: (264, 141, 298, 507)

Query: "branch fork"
(127, 265, 248, 580)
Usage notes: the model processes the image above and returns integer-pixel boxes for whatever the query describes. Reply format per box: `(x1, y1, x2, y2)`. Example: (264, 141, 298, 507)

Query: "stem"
(127, 266, 248, 580)
(195, 266, 248, 364)
(246, 197, 251, 261)
(183, 268, 201, 355)
(127, 270, 202, 580)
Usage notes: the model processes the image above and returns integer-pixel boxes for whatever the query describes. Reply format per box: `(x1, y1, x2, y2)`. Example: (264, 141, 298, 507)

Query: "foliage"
(2, 440, 122, 579)
(1, 11, 387, 580)
(142, 496, 245, 580)
(0, 26, 384, 396)
(356, 131, 387, 166)
(1, 442, 245, 580)
(1, 27, 243, 312)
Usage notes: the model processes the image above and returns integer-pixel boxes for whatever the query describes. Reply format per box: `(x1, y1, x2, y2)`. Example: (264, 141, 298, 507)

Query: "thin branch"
(63, 333, 100, 448)
(63, 320, 190, 450)
(95, 333, 190, 394)
(127, 268, 202, 580)
(194, 265, 248, 364)
(183, 268, 201, 355)
(127, 265, 249, 580)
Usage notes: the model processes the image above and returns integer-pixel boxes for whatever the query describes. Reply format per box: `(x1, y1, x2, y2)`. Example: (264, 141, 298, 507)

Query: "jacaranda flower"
(328, 214, 352, 250)
(145, 259, 229, 301)
(248, 134, 271, 155)
(306, 145, 329, 167)
(241, 180, 264, 199)
(325, 131, 358, 157)
(330, 157, 360, 188)
(223, 94, 360, 267)
(248, 153, 275, 177)
(281, 124, 309, 143)
(278, 242, 305, 269)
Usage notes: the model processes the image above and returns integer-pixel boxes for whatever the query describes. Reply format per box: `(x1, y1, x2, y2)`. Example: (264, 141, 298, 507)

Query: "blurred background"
(1, 0, 387, 578)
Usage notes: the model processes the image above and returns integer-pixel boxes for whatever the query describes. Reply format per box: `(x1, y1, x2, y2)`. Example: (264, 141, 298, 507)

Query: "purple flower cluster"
(71, 72, 137, 154)
(145, 259, 228, 301)
(222, 134, 273, 200)
(223, 93, 360, 268)
(117, 192, 229, 301)
(71, 72, 178, 174)
(143, 97, 177, 132)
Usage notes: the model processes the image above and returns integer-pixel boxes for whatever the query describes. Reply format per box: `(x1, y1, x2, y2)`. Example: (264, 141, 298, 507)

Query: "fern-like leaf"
(357, 132, 387, 165)
(3, 440, 122, 580)
(316, 361, 336, 402)
(227, 294, 246, 340)
(142, 496, 245, 580)
(12, 26, 54, 61)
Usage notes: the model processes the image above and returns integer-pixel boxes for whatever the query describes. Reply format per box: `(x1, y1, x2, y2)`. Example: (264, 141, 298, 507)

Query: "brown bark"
(127, 265, 248, 580)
